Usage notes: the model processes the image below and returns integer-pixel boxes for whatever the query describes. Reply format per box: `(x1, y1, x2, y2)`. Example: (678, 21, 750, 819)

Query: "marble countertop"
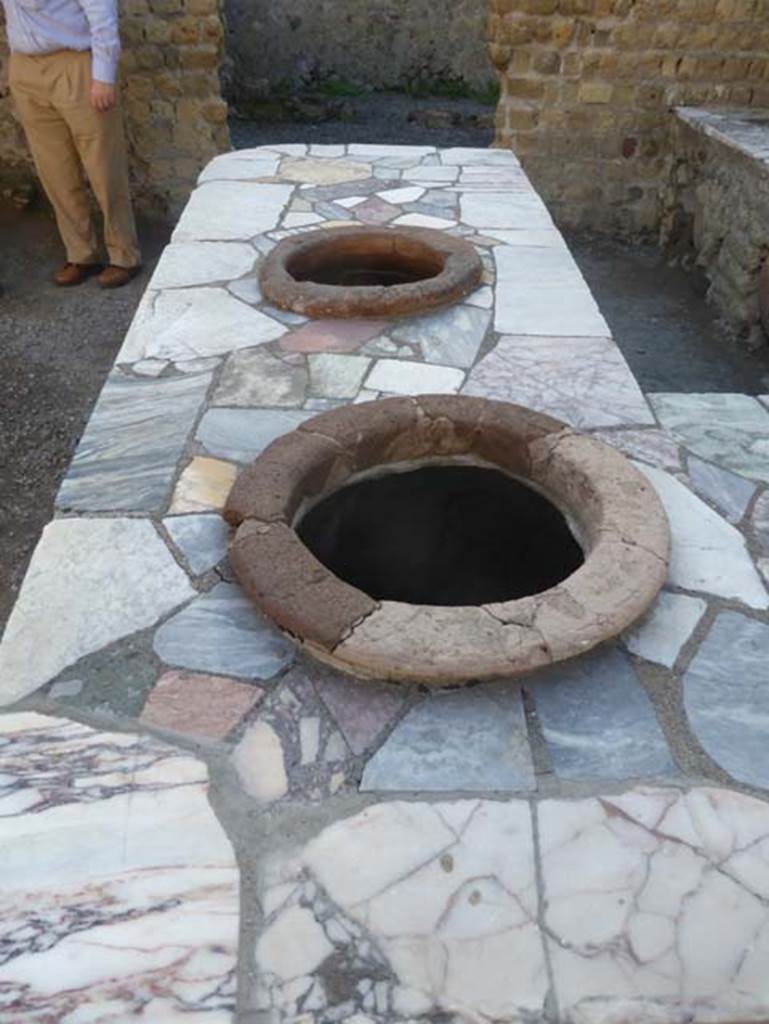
(676, 106, 769, 168)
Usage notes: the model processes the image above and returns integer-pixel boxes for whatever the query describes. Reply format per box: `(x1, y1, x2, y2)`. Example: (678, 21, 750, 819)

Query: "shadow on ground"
(564, 230, 769, 395)
(0, 201, 170, 630)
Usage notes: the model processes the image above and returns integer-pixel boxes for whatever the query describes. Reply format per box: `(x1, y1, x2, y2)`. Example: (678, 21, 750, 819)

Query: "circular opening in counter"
(260, 226, 483, 318)
(296, 464, 584, 606)
(224, 396, 671, 686)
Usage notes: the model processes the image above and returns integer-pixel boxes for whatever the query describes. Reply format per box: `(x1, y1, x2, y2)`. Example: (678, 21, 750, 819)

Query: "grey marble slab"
(163, 514, 230, 575)
(213, 348, 308, 408)
(360, 682, 535, 793)
(752, 489, 769, 554)
(684, 612, 769, 788)
(196, 408, 314, 463)
(528, 646, 676, 781)
(649, 392, 769, 483)
(687, 454, 756, 524)
(153, 582, 295, 681)
(57, 369, 212, 513)
(390, 304, 491, 369)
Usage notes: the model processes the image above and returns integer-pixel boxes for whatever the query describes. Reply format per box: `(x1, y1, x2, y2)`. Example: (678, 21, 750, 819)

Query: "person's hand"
(91, 80, 116, 112)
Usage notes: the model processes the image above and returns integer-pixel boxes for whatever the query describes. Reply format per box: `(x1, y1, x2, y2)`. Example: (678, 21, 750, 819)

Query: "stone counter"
(2, 145, 769, 1022)
(663, 106, 769, 350)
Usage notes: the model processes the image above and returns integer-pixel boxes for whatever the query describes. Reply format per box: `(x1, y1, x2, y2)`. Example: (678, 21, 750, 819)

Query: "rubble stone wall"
(0, 0, 230, 216)
(224, 0, 495, 99)
(489, 0, 769, 235)
(661, 112, 769, 346)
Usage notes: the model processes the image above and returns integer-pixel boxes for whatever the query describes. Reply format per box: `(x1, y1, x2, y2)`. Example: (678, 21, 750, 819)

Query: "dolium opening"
(297, 465, 585, 606)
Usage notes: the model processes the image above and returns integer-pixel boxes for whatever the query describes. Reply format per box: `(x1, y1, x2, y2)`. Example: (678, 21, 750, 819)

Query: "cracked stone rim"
(259, 226, 484, 319)
(223, 396, 671, 685)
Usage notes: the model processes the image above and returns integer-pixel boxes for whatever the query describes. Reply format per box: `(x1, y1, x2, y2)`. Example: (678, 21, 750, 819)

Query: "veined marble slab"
(253, 786, 769, 1024)
(254, 800, 546, 1021)
(650, 392, 769, 483)
(464, 335, 653, 428)
(153, 582, 294, 681)
(0, 712, 239, 1020)
(540, 786, 769, 1024)
(390, 303, 491, 368)
(361, 683, 535, 793)
(196, 407, 315, 462)
(684, 612, 769, 788)
(57, 368, 211, 513)
(528, 646, 676, 780)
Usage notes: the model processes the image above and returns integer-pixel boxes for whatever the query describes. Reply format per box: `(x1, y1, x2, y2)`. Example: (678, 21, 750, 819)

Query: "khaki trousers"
(9, 49, 140, 268)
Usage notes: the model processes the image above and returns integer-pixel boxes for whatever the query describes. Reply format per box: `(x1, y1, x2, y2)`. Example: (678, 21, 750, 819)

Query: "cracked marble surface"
(254, 799, 546, 1022)
(253, 786, 769, 1024)
(0, 712, 239, 1021)
(541, 785, 769, 1024)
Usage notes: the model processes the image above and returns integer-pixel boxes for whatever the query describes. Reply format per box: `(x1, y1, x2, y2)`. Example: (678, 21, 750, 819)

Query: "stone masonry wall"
(0, 0, 230, 216)
(489, 0, 769, 235)
(661, 111, 769, 347)
(224, 0, 495, 99)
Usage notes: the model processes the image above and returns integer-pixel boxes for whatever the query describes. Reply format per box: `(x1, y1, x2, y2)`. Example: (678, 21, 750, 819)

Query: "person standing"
(1, 0, 141, 287)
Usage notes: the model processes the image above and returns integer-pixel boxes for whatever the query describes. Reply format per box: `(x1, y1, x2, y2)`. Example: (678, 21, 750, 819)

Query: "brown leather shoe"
(53, 262, 102, 287)
(98, 264, 141, 290)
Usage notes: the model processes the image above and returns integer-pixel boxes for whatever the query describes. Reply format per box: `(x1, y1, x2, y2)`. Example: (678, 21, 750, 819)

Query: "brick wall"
(0, 0, 230, 216)
(489, 0, 769, 235)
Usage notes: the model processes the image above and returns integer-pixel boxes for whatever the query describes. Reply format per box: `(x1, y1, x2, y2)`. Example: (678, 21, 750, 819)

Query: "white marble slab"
(623, 590, 707, 668)
(366, 359, 465, 395)
(638, 464, 769, 609)
(540, 786, 769, 1024)
(441, 147, 519, 166)
(461, 192, 554, 231)
(393, 212, 457, 229)
(118, 286, 286, 363)
(198, 150, 280, 183)
(494, 244, 610, 336)
(255, 800, 546, 1021)
(173, 181, 293, 242)
(150, 241, 256, 289)
(0, 519, 195, 705)
(0, 712, 239, 1020)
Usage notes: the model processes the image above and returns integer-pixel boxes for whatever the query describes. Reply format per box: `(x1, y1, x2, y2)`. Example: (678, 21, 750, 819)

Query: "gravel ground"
(2, 101, 769, 632)
(564, 229, 769, 395)
(230, 91, 495, 150)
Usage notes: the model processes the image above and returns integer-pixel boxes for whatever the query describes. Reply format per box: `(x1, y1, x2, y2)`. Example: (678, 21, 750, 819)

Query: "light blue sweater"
(1, 0, 120, 83)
